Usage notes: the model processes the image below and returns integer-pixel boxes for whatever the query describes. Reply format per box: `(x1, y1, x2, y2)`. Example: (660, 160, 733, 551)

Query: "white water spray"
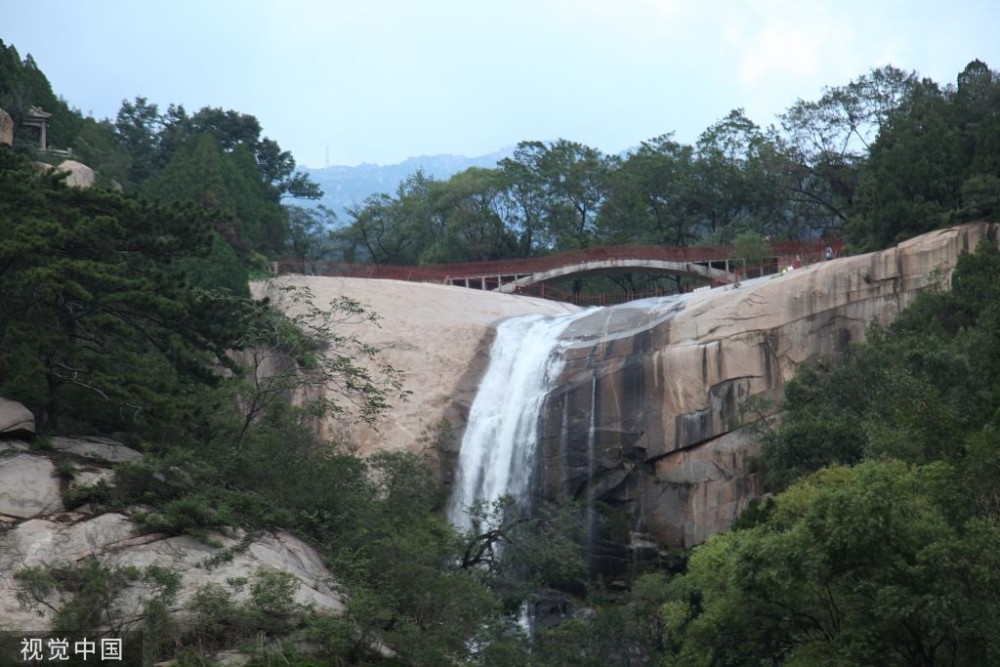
(447, 311, 588, 532)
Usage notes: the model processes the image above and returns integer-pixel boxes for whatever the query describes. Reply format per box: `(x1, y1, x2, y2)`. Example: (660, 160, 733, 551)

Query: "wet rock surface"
(535, 223, 1000, 551)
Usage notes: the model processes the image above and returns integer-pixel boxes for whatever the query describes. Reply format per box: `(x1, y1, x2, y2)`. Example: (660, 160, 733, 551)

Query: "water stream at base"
(446, 310, 589, 533)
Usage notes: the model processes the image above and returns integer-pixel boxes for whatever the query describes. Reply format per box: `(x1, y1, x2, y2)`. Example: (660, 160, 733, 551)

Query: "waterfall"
(447, 310, 588, 533)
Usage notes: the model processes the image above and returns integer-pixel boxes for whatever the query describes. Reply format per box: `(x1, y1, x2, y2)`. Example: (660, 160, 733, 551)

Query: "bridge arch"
(273, 240, 841, 298)
(494, 258, 733, 293)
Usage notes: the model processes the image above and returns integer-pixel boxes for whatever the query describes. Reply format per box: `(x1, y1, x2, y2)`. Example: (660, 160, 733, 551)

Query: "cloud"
(721, 1, 857, 87)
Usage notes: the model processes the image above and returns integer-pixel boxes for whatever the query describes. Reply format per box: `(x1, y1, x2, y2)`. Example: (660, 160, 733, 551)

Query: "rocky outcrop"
(55, 159, 97, 188)
(0, 404, 344, 636)
(0, 397, 34, 435)
(0, 108, 13, 146)
(0, 453, 62, 519)
(0, 504, 344, 632)
(535, 223, 1000, 555)
(31, 159, 103, 189)
(48, 435, 144, 463)
(254, 276, 579, 456)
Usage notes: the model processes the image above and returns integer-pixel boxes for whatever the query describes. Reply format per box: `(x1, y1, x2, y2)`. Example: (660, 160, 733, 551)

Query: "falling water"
(447, 310, 588, 533)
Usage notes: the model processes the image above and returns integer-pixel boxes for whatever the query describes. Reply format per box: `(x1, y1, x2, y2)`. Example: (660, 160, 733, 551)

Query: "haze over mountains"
(298, 147, 515, 223)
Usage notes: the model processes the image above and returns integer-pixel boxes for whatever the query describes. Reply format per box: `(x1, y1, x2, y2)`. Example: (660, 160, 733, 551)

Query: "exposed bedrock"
(535, 222, 1000, 555)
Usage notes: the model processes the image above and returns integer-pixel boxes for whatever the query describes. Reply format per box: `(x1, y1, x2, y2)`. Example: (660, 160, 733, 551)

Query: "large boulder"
(253, 277, 579, 456)
(0, 398, 34, 436)
(56, 159, 96, 188)
(0, 108, 13, 146)
(0, 439, 342, 635)
(0, 454, 63, 519)
(0, 511, 343, 633)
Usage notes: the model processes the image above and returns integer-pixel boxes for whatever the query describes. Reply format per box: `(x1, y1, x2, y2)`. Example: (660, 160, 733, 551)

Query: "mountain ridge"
(298, 147, 516, 223)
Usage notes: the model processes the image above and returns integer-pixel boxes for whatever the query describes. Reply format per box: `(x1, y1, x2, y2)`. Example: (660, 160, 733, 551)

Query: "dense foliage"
(4, 41, 1000, 665)
(0, 143, 583, 664)
(1, 39, 320, 261)
(655, 240, 1000, 666)
(328, 61, 1000, 291)
(0, 149, 252, 438)
(761, 241, 1000, 487)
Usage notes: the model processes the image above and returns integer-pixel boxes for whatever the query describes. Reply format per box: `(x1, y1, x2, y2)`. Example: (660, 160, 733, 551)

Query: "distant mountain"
(296, 148, 515, 225)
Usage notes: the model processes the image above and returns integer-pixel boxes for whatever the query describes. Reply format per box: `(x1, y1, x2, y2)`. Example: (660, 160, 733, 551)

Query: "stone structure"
(21, 105, 51, 150)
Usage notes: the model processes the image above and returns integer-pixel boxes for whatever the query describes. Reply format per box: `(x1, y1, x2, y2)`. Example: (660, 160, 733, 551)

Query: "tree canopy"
(657, 239, 1000, 666)
(330, 60, 1000, 278)
(0, 148, 256, 438)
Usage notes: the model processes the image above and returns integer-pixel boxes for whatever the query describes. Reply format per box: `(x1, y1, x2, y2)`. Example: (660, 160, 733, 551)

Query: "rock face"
(0, 454, 62, 519)
(257, 224, 997, 558)
(0, 402, 344, 634)
(0, 108, 13, 146)
(55, 159, 97, 188)
(254, 276, 579, 456)
(533, 223, 1000, 556)
(0, 506, 344, 632)
(0, 397, 34, 435)
(48, 435, 144, 463)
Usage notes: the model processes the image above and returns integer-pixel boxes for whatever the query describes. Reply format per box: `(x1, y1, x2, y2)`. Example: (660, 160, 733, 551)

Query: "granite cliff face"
(254, 276, 579, 456)
(265, 224, 998, 557)
(532, 223, 999, 557)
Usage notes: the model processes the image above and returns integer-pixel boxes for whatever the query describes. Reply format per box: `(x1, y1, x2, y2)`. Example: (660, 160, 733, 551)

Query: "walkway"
(272, 240, 841, 295)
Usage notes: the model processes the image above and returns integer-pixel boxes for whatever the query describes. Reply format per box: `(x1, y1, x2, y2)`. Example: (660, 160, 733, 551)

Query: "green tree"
(339, 170, 440, 264)
(762, 240, 1000, 489)
(143, 132, 287, 255)
(690, 110, 782, 241)
(851, 80, 962, 248)
(499, 141, 550, 254)
(775, 66, 917, 238)
(0, 148, 254, 439)
(954, 60, 1000, 222)
(421, 166, 517, 263)
(598, 133, 697, 246)
(181, 106, 321, 201)
(114, 96, 163, 187)
(284, 204, 339, 262)
(72, 116, 131, 187)
(845, 62, 1000, 249)
(539, 139, 610, 248)
(498, 139, 610, 252)
(664, 461, 1000, 666)
(0, 42, 81, 154)
(111, 98, 321, 256)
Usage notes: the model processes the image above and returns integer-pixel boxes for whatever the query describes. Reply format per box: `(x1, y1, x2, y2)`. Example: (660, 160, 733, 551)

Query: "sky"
(4, 0, 999, 169)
